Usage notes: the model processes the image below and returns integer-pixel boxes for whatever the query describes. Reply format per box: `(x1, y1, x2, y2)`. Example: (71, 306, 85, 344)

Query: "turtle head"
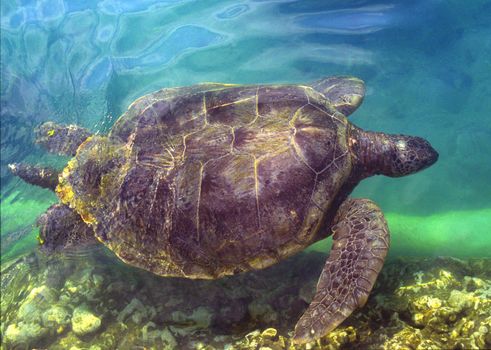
(385, 134, 439, 177)
(349, 125, 439, 178)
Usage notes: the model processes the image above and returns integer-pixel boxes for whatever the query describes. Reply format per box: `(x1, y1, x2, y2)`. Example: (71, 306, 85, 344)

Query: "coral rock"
(71, 307, 101, 336)
(4, 322, 48, 347)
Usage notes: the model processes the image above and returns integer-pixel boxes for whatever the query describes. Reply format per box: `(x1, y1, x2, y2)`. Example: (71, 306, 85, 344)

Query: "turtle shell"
(57, 83, 352, 278)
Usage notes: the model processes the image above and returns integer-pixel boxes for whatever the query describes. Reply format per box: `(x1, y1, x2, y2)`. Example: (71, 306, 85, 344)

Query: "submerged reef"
(1, 250, 490, 349)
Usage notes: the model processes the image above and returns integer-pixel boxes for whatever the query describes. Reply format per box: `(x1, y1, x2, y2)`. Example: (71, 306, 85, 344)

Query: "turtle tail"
(8, 163, 60, 191)
(35, 121, 92, 156)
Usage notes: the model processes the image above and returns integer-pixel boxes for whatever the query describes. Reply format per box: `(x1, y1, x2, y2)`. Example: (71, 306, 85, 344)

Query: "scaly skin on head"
(348, 125, 439, 179)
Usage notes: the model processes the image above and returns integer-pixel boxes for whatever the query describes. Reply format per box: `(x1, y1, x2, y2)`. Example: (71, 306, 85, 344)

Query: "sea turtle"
(9, 76, 438, 343)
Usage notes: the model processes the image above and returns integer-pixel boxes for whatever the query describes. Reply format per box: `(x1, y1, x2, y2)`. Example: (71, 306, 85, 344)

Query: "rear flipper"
(37, 204, 96, 254)
(35, 121, 92, 156)
(8, 163, 59, 191)
(293, 198, 390, 344)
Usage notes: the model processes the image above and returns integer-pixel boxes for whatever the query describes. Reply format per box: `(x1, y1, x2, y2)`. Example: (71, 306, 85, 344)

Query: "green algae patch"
(386, 208, 491, 258)
(309, 208, 491, 258)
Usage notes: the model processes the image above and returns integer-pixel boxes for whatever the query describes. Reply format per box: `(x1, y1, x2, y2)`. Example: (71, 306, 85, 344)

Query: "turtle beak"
(419, 139, 439, 169)
(391, 136, 439, 176)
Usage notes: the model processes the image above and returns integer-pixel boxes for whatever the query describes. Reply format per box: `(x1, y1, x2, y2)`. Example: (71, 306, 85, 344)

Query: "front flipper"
(293, 198, 390, 344)
(37, 204, 96, 254)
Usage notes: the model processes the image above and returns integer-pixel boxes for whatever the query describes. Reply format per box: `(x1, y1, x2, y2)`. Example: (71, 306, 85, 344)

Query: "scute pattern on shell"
(65, 84, 352, 279)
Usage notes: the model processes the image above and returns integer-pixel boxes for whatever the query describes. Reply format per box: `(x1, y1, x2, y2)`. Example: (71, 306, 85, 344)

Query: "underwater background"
(1, 0, 490, 349)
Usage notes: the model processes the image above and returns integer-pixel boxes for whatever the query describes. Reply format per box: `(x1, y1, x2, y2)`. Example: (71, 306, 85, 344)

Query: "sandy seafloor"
(1, 0, 491, 349)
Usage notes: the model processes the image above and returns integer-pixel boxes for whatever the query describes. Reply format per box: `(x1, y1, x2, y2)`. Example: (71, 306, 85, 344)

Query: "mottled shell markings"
(77, 82, 353, 282)
(169, 85, 350, 237)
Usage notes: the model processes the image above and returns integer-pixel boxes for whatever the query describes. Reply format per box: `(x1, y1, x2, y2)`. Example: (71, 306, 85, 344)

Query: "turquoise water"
(2, 0, 490, 257)
(1, 0, 491, 348)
